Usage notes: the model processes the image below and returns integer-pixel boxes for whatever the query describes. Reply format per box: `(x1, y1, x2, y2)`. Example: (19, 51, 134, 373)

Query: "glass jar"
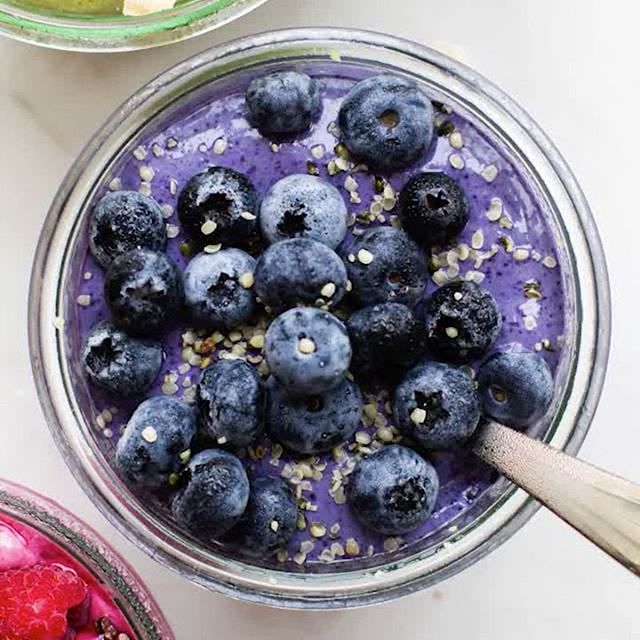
(28, 28, 611, 608)
(0, 478, 173, 637)
(0, 0, 266, 51)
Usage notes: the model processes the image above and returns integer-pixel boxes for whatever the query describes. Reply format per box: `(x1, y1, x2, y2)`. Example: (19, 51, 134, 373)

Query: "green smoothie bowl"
(0, 0, 266, 50)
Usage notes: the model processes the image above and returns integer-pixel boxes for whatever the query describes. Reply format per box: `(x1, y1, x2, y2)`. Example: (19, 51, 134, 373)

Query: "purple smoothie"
(73, 72, 565, 569)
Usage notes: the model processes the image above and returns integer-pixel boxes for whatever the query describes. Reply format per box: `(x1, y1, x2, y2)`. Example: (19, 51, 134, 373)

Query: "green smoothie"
(12, 0, 189, 17)
(17, 0, 122, 14)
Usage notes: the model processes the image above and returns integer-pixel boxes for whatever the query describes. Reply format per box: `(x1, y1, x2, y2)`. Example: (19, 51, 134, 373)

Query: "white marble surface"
(0, 0, 638, 637)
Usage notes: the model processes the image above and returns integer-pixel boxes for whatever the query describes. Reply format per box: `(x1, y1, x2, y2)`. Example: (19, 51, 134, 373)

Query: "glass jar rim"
(28, 27, 611, 609)
(0, 0, 267, 51)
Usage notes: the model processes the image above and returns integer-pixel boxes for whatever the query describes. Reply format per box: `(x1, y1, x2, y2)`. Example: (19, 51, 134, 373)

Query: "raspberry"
(0, 565, 88, 640)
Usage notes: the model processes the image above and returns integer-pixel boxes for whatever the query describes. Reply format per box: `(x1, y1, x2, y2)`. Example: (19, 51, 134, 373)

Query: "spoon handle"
(472, 420, 640, 575)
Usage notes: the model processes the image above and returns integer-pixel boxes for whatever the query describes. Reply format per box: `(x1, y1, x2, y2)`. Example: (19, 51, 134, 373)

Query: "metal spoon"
(472, 420, 640, 575)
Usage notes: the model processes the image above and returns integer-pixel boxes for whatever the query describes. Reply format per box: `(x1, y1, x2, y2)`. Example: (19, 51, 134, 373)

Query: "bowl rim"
(0, 0, 267, 51)
(28, 27, 612, 609)
(0, 478, 174, 637)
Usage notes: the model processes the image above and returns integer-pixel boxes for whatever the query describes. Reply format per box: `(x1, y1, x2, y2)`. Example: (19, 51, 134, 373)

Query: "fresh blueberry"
(478, 350, 554, 428)
(173, 449, 249, 540)
(254, 238, 348, 312)
(183, 249, 256, 330)
(347, 445, 439, 535)
(424, 281, 502, 361)
(264, 307, 352, 395)
(82, 321, 163, 396)
(399, 172, 469, 246)
(89, 191, 166, 270)
(104, 249, 183, 337)
(230, 477, 298, 557)
(177, 166, 259, 249)
(245, 71, 321, 137)
(197, 360, 265, 448)
(338, 74, 435, 173)
(347, 303, 425, 380)
(343, 226, 428, 308)
(393, 361, 481, 449)
(260, 174, 348, 249)
(266, 377, 363, 454)
(115, 396, 197, 491)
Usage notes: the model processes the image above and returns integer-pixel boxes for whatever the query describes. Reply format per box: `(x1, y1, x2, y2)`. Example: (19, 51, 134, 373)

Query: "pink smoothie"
(0, 515, 135, 638)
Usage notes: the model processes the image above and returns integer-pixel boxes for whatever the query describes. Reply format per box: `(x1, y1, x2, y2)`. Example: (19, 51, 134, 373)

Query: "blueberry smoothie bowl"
(0, 479, 172, 638)
(29, 29, 610, 608)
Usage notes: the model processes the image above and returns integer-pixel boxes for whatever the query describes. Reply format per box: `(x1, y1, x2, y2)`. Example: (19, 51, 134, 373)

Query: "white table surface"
(0, 0, 638, 637)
